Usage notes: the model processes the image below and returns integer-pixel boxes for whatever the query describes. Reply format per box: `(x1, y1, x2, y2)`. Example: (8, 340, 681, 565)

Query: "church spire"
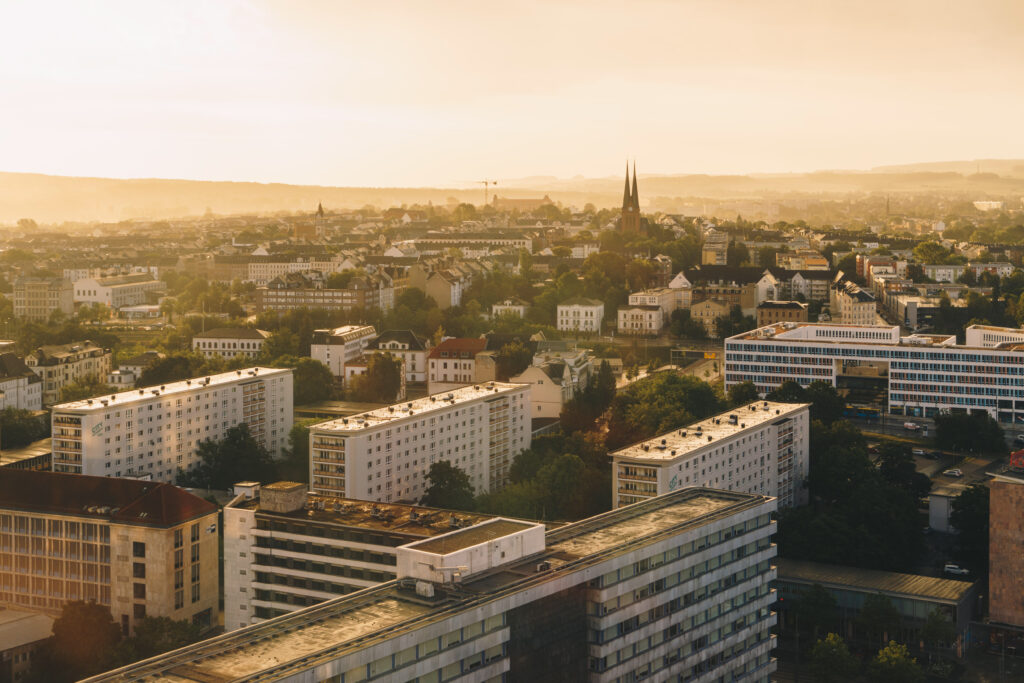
(631, 161, 639, 211)
(622, 161, 632, 209)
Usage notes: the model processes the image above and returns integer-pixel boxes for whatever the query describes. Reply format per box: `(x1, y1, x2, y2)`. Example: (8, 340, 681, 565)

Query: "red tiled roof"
(0, 470, 216, 527)
(427, 338, 486, 359)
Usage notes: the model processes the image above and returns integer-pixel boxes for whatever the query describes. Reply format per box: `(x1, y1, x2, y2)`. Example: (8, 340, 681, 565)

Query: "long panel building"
(725, 322, 1024, 421)
(50, 367, 293, 482)
(86, 487, 779, 683)
(310, 382, 531, 502)
(611, 401, 810, 509)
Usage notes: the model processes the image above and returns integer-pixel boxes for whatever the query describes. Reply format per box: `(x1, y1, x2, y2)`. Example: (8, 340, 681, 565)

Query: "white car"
(944, 563, 970, 576)
(943, 468, 963, 478)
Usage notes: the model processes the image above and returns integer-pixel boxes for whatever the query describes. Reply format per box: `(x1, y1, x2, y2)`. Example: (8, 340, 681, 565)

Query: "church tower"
(621, 162, 641, 233)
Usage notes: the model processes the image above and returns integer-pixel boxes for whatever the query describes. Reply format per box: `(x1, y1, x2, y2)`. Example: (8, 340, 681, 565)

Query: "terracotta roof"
(427, 338, 487, 359)
(0, 470, 216, 528)
(192, 327, 270, 340)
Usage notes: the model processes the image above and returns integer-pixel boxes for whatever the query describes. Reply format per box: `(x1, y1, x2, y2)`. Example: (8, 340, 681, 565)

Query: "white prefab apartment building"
(90, 488, 779, 683)
(612, 401, 810, 509)
(310, 325, 376, 376)
(50, 367, 293, 482)
(310, 382, 531, 502)
(725, 322, 1024, 421)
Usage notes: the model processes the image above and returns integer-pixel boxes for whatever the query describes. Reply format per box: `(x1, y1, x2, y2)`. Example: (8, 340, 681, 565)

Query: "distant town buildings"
(426, 338, 487, 394)
(620, 163, 642, 233)
(755, 300, 808, 327)
(50, 367, 293, 481)
(310, 325, 376, 377)
(557, 297, 604, 334)
(364, 330, 427, 383)
(0, 353, 43, 411)
(72, 273, 163, 309)
(13, 277, 73, 322)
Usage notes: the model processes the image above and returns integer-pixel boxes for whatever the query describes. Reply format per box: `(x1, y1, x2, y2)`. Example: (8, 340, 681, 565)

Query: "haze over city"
(2, 0, 1023, 188)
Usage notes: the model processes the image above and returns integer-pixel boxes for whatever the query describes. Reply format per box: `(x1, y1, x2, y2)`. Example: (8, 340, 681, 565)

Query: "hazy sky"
(2, 0, 1023, 187)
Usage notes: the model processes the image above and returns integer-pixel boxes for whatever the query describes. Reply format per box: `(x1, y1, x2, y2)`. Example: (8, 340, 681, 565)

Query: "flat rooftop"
(0, 437, 51, 467)
(407, 519, 535, 554)
(612, 401, 808, 463)
(233, 493, 507, 539)
(312, 382, 526, 433)
(777, 558, 975, 604)
(84, 488, 770, 683)
(0, 609, 54, 649)
(52, 366, 291, 412)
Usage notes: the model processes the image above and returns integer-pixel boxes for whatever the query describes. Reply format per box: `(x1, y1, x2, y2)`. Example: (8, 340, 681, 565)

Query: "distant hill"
(2, 161, 1024, 224)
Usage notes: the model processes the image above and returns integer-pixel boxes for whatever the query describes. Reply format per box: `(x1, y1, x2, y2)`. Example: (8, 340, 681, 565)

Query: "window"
(132, 542, 145, 558)
(132, 562, 145, 579)
(133, 583, 146, 600)
(133, 604, 146, 619)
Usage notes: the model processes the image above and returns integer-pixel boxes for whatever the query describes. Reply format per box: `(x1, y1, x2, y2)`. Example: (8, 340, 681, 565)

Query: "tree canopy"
(420, 461, 475, 511)
(177, 423, 278, 490)
(347, 353, 403, 403)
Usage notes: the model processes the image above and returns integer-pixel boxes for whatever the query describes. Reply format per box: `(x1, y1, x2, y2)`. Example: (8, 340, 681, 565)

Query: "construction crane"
(478, 179, 497, 206)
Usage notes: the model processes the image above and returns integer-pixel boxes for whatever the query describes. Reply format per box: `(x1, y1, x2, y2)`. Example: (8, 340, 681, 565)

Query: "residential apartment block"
(310, 382, 531, 501)
(0, 353, 43, 411)
(725, 322, 1024, 421)
(0, 470, 219, 635)
(191, 327, 270, 360)
(26, 341, 112, 406)
(310, 325, 377, 377)
(223, 481, 504, 630)
(755, 300, 808, 327)
(557, 297, 605, 334)
(254, 273, 394, 314)
(88, 488, 779, 683)
(612, 401, 810, 509)
(13, 277, 73, 322)
(50, 367, 293, 482)
(427, 337, 487, 394)
(365, 330, 428, 383)
(830, 280, 876, 325)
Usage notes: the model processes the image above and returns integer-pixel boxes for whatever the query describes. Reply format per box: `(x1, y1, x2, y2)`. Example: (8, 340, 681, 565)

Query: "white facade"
(965, 325, 1024, 348)
(191, 329, 270, 360)
(50, 367, 293, 482)
(310, 382, 531, 502)
(617, 305, 663, 336)
(310, 325, 376, 376)
(366, 331, 427, 383)
(725, 322, 1024, 421)
(0, 372, 42, 411)
(73, 274, 163, 309)
(612, 401, 810, 509)
(557, 298, 604, 334)
(491, 298, 527, 318)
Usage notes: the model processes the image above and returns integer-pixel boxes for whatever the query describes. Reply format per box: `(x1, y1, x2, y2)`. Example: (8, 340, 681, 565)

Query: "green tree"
(934, 411, 1007, 454)
(279, 420, 315, 484)
(913, 241, 952, 265)
(877, 443, 932, 503)
(136, 354, 199, 388)
(804, 381, 845, 425)
(421, 461, 475, 511)
(726, 240, 750, 267)
(115, 616, 201, 665)
(348, 353, 403, 403)
(0, 407, 49, 448)
(920, 608, 955, 664)
(271, 356, 334, 405)
(606, 373, 724, 449)
(796, 583, 839, 640)
(858, 594, 901, 647)
(59, 374, 113, 403)
(949, 484, 989, 573)
(494, 341, 533, 381)
(177, 423, 278, 490)
(869, 641, 924, 683)
(260, 329, 299, 361)
(30, 600, 121, 682)
(727, 380, 760, 407)
(808, 633, 859, 683)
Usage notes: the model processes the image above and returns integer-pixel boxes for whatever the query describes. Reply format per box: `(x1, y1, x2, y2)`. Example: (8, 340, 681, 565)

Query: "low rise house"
(364, 330, 427, 383)
(310, 325, 377, 377)
(756, 300, 808, 327)
(427, 338, 487, 394)
(0, 353, 43, 411)
(191, 328, 270, 360)
(556, 297, 604, 334)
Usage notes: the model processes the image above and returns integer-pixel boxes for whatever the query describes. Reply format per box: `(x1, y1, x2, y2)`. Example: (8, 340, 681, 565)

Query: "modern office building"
(725, 322, 1024, 421)
(50, 367, 293, 482)
(224, 481, 511, 631)
(309, 381, 531, 501)
(12, 277, 73, 322)
(86, 488, 779, 683)
(611, 401, 810, 509)
(0, 470, 219, 635)
(191, 327, 271, 360)
(310, 324, 377, 377)
(25, 341, 112, 406)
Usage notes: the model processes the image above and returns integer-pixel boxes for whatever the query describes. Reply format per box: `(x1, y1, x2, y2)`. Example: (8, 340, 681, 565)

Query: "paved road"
(848, 415, 1024, 450)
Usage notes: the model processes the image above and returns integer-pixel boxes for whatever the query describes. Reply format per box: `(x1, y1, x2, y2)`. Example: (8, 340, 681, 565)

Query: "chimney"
(260, 481, 308, 514)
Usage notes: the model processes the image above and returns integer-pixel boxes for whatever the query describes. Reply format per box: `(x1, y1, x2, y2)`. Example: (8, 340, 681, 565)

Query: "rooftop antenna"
(478, 179, 497, 206)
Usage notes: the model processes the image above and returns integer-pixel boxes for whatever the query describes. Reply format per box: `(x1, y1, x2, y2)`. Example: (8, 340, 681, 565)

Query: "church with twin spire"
(620, 162, 642, 233)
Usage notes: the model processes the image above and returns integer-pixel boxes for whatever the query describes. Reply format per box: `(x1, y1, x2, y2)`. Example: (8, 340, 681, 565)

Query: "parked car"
(904, 422, 921, 431)
(911, 448, 925, 457)
(943, 468, 964, 478)
(944, 563, 970, 576)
